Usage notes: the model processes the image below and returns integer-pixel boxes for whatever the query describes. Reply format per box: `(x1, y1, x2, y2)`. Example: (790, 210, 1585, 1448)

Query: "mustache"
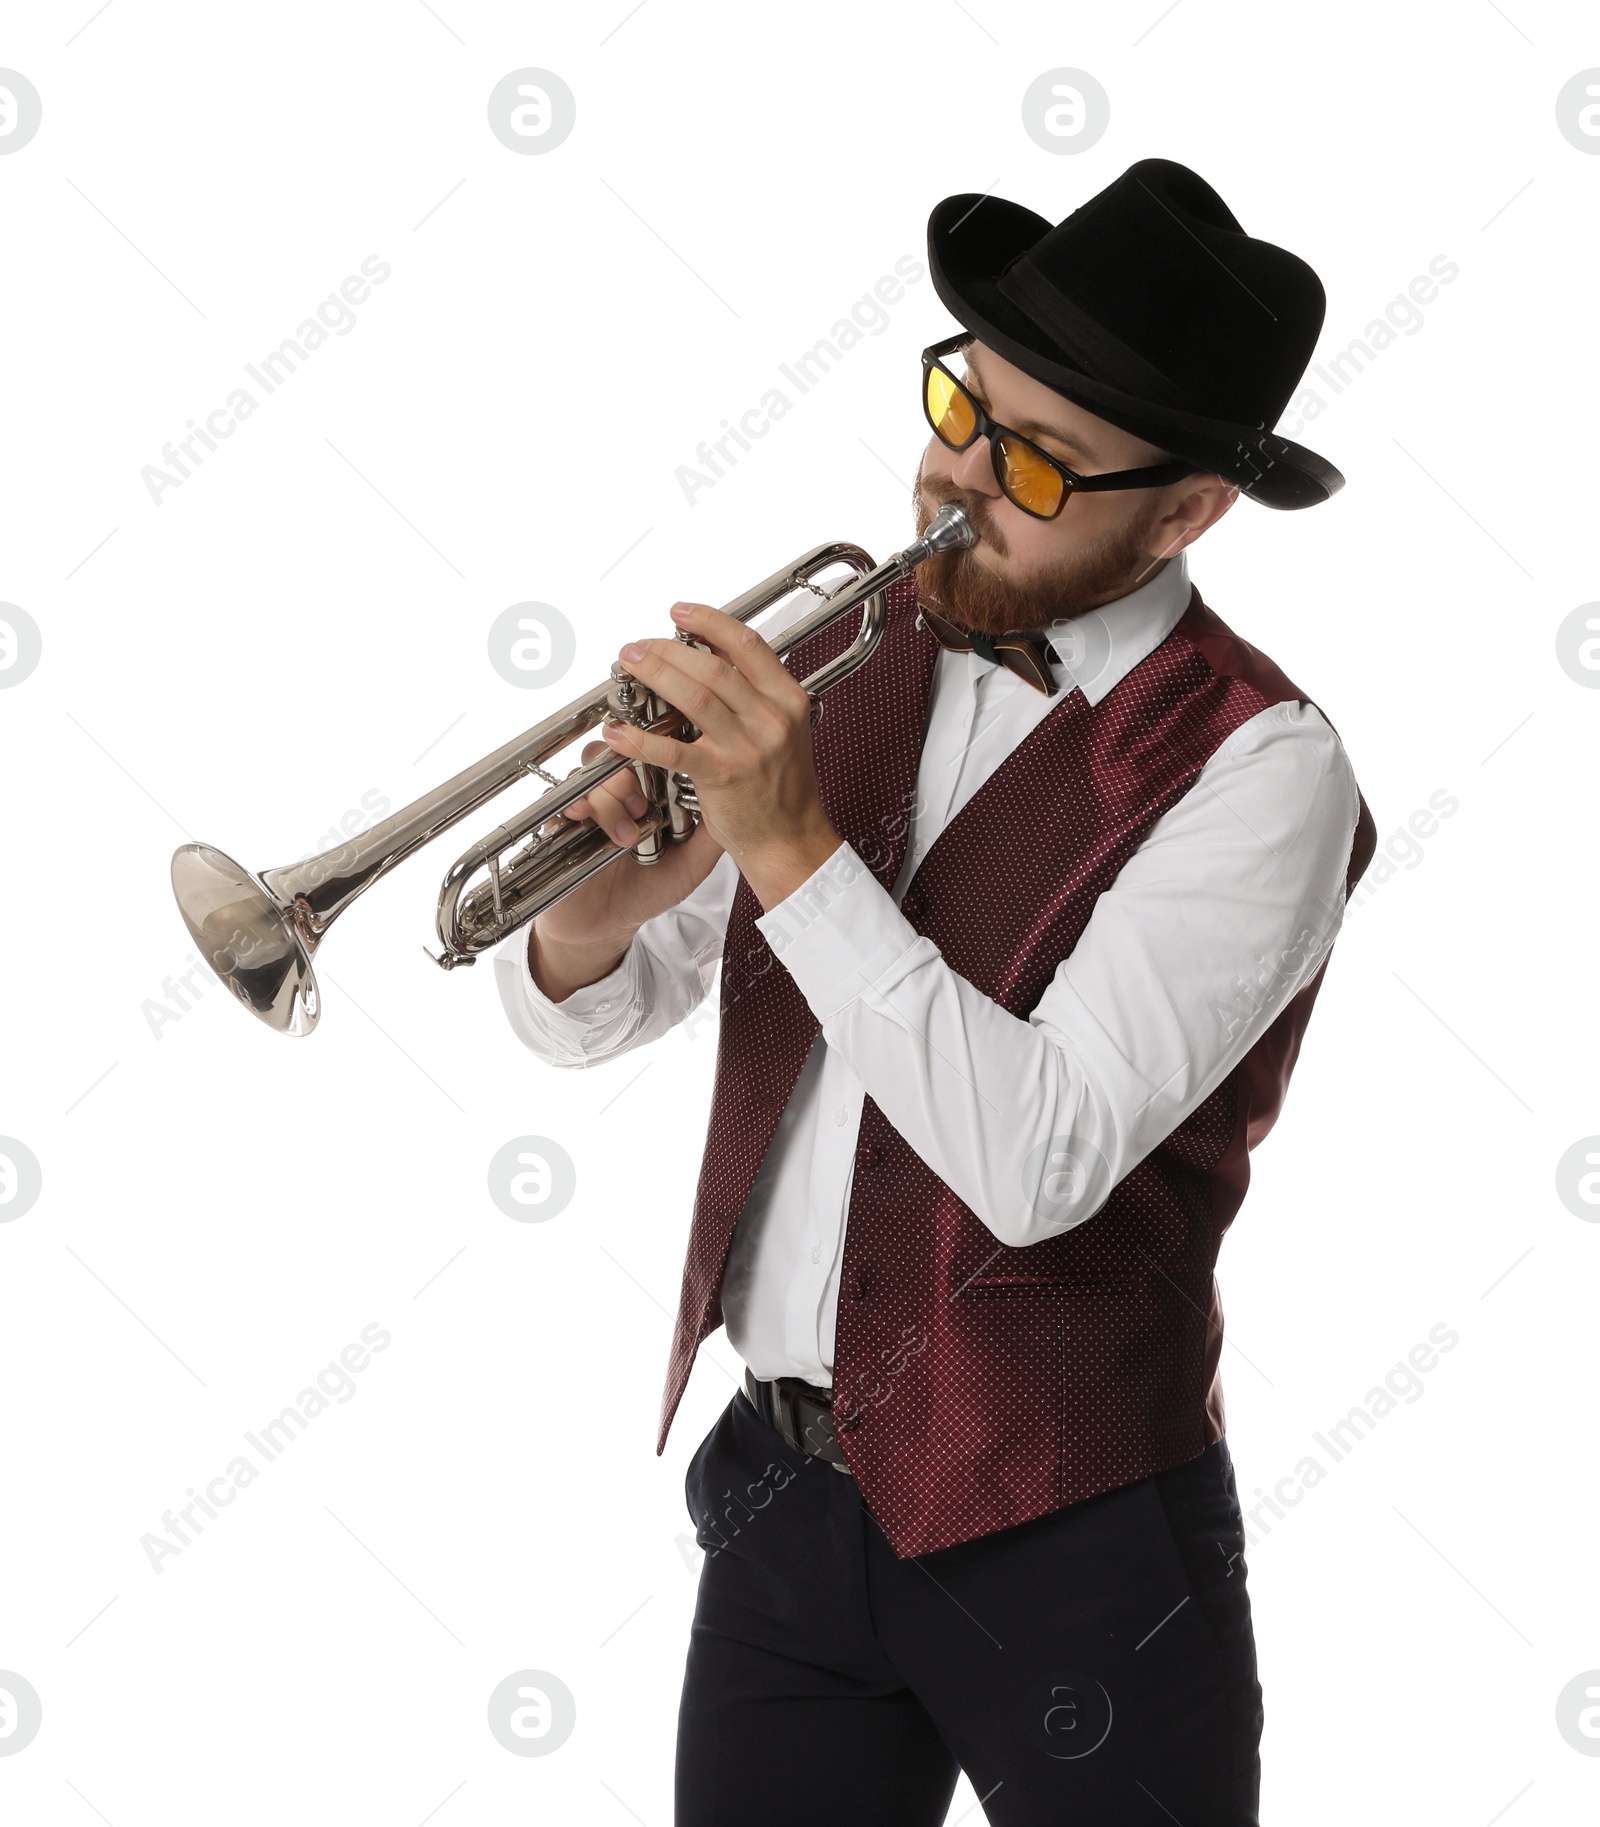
(921, 485, 1004, 553)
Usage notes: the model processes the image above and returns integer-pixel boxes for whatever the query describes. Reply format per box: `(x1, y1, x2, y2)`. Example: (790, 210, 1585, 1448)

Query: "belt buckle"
(782, 1380, 852, 1475)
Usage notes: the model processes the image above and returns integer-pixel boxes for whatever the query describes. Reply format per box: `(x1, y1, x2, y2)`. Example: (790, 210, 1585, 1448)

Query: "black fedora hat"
(927, 158, 1341, 510)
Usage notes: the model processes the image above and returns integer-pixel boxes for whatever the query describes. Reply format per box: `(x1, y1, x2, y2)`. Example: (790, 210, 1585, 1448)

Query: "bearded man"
(498, 157, 1376, 1826)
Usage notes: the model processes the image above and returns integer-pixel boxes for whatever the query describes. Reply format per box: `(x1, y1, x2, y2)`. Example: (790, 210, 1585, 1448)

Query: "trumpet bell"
(171, 843, 321, 1037)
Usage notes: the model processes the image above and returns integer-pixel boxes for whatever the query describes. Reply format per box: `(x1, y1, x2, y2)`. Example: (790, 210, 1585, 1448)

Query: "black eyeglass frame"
(921, 333, 1197, 519)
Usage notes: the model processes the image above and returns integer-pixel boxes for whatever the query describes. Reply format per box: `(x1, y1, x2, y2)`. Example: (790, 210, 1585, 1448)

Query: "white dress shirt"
(494, 550, 1360, 1389)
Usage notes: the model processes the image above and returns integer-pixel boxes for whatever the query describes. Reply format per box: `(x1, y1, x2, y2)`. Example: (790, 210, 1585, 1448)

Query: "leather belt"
(743, 1368, 853, 1474)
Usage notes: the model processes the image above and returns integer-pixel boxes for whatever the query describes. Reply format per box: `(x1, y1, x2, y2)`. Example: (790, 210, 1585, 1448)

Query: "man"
(496, 158, 1376, 1826)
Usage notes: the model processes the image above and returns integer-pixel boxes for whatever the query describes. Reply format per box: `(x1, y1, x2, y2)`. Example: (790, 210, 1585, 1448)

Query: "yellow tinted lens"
(996, 436, 1065, 516)
(926, 367, 977, 446)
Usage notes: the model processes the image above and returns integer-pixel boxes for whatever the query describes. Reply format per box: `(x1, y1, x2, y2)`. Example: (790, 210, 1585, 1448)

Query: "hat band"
(994, 253, 1201, 414)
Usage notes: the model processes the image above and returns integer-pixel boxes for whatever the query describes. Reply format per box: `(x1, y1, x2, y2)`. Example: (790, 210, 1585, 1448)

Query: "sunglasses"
(921, 334, 1195, 519)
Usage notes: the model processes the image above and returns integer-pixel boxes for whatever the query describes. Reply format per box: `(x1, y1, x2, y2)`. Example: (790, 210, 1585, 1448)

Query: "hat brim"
(927, 193, 1343, 510)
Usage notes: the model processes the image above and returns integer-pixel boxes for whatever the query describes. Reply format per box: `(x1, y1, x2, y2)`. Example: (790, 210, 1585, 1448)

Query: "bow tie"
(918, 603, 1062, 696)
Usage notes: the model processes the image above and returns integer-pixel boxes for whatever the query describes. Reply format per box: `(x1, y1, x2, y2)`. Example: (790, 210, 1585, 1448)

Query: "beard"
(913, 472, 1170, 637)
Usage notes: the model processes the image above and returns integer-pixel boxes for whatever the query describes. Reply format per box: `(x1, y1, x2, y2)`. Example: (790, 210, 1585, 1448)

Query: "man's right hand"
(526, 740, 726, 1001)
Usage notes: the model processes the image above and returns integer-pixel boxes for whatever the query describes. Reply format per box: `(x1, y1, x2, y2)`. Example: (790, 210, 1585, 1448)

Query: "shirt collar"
(959, 548, 1193, 707)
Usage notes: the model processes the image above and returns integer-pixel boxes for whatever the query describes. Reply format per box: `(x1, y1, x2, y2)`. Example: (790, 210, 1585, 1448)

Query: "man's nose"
(951, 435, 1002, 498)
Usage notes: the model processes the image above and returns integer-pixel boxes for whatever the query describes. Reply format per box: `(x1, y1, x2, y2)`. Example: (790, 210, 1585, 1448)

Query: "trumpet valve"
(667, 770, 700, 832)
(608, 661, 646, 719)
(622, 759, 662, 865)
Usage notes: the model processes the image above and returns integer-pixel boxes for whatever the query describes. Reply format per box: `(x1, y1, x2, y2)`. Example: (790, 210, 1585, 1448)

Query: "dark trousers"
(676, 1387, 1263, 1825)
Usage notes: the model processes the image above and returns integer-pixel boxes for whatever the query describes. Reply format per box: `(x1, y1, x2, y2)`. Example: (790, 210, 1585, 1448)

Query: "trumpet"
(170, 503, 975, 1036)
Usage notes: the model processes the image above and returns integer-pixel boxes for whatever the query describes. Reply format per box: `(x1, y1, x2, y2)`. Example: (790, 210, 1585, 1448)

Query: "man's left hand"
(602, 601, 844, 912)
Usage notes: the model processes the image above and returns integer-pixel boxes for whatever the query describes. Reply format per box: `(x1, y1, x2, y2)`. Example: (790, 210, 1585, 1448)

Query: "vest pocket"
(956, 1270, 1145, 1294)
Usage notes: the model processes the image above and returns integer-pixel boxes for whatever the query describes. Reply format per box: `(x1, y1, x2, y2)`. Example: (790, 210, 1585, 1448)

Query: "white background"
(2, 2, 1597, 1821)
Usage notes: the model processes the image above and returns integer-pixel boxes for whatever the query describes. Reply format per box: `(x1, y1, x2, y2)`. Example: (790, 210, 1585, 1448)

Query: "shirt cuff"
(494, 923, 639, 1024)
(753, 842, 923, 1023)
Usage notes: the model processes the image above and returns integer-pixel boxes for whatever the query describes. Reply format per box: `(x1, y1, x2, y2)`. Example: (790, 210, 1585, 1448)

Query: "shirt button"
(833, 1106, 847, 1126)
(810, 1245, 821, 1264)
(595, 1000, 611, 1012)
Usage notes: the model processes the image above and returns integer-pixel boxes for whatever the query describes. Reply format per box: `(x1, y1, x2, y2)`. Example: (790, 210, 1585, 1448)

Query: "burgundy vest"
(659, 573, 1376, 1557)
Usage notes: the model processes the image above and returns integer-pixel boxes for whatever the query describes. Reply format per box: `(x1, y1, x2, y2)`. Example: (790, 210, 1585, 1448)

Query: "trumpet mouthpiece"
(904, 502, 976, 568)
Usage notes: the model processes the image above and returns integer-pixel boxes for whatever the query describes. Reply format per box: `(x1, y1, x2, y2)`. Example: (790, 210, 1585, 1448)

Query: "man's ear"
(1149, 475, 1238, 558)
